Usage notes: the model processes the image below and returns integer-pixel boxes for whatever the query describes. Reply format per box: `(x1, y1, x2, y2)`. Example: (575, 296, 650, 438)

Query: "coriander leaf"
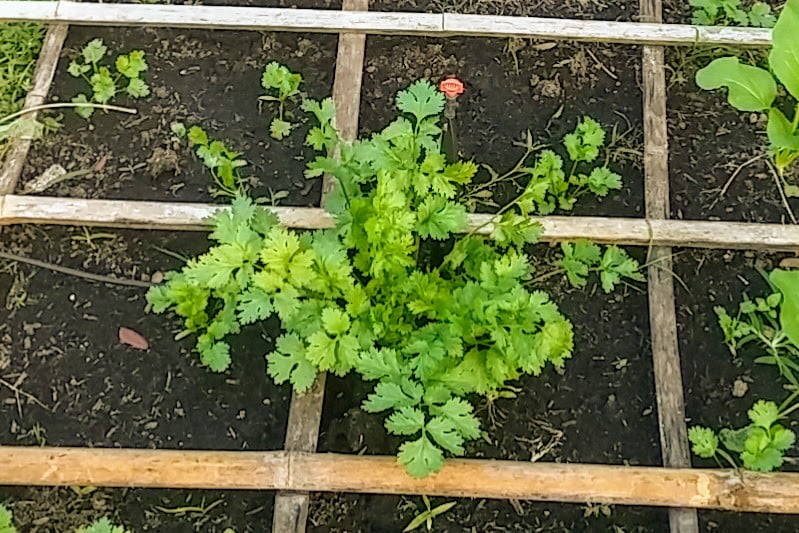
(270, 118, 293, 140)
(266, 333, 317, 393)
(397, 434, 445, 478)
(386, 406, 425, 435)
(490, 212, 542, 247)
(586, 167, 622, 196)
(363, 380, 423, 413)
(416, 196, 468, 239)
(0, 504, 15, 533)
(322, 306, 351, 336)
(116, 50, 148, 78)
(563, 116, 605, 163)
(261, 61, 302, 97)
(598, 246, 644, 293)
(76, 517, 127, 533)
(68, 60, 90, 78)
(433, 397, 481, 440)
(426, 416, 464, 455)
(200, 341, 231, 372)
(82, 38, 107, 64)
(187, 125, 209, 146)
(90, 67, 116, 104)
(237, 288, 273, 324)
(301, 97, 336, 125)
(72, 94, 94, 119)
(355, 347, 407, 381)
(688, 426, 719, 458)
(125, 77, 150, 98)
(747, 400, 780, 429)
(396, 80, 445, 122)
(305, 330, 338, 370)
(748, 2, 776, 27)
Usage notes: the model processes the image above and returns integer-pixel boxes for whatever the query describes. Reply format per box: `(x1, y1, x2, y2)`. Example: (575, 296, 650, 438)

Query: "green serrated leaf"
(688, 426, 719, 458)
(386, 406, 426, 435)
(125, 77, 150, 98)
(270, 118, 293, 140)
(82, 38, 107, 64)
(396, 80, 445, 122)
(397, 434, 445, 478)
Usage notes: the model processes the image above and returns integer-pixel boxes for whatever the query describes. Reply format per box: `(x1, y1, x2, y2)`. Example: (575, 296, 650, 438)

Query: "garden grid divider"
(1, 1, 799, 532)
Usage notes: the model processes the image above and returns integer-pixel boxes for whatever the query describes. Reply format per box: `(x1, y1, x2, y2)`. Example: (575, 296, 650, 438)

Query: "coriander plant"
(260, 61, 302, 140)
(172, 122, 247, 197)
(689, 396, 798, 471)
(0, 505, 127, 533)
(715, 269, 799, 385)
(689, 0, 776, 27)
(148, 78, 632, 477)
(695, 0, 799, 178)
(68, 38, 150, 119)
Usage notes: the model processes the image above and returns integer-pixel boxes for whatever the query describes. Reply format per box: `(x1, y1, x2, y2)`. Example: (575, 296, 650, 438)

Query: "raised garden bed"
(1, 1, 799, 532)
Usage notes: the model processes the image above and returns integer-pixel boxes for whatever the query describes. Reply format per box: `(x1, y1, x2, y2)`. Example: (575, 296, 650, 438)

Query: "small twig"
(766, 159, 798, 225)
(0, 376, 50, 412)
(0, 102, 137, 124)
(708, 153, 764, 211)
(0, 251, 153, 289)
(584, 47, 618, 80)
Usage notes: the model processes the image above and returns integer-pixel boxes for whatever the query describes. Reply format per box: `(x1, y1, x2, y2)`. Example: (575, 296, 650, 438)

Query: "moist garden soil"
(2, 2, 798, 532)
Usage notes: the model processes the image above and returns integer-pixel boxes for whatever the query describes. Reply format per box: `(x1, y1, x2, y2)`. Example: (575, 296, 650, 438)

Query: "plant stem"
(0, 102, 136, 124)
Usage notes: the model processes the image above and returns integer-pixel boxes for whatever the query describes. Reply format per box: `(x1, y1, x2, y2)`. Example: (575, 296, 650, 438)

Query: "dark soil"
(20, 26, 337, 205)
(674, 249, 799, 531)
(0, 224, 291, 531)
(309, 245, 668, 532)
(360, 36, 645, 217)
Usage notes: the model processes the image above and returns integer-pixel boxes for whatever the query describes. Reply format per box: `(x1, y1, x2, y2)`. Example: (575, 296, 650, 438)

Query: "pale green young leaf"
(125, 78, 150, 98)
(187, 125, 209, 146)
(769, 0, 799, 100)
(586, 167, 622, 196)
(0, 504, 16, 533)
(72, 93, 94, 119)
(115, 50, 147, 78)
(562, 117, 605, 163)
(355, 347, 407, 381)
(68, 60, 90, 77)
(261, 61, 302, 97)
(270, 118, 292, 140)
(82, 38, 107, 64)
(748, 2, 776, 27)
(322, 306, 351, 336)
(696, 57, 776, 111)
(688, 426, 719, 458)
(76, 518, 127, 533)
(305, 330, 338, 370)
(747, 400, 780, 429)
(199, 341, 231, 372)
(598, 246, 644, 293)
(397, 434, 445, 478)
(90, 68, 116, 104)
(490, 212, 542, 247)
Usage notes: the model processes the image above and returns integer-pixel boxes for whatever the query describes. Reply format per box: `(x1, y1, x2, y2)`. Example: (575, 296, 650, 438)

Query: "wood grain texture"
(5, 195, 799, 251)
(641, 0, 697, 529)
(0, 24, 68, 194)
(2, 446, 799, 513)
(0, 1, 772, 46)
(272, 1, 368, 531)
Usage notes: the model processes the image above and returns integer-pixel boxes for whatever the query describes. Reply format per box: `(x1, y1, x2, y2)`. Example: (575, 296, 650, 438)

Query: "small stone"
(732, 378, 748, 398)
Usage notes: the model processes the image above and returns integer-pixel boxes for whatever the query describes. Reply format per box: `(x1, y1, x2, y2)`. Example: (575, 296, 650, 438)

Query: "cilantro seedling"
(557, 240, 644, 293)
(689, 395, 799, 472)
(76, 518, 129, 533)
(0, 504, 15, 533)
(260, 61, 302, 140)
(695, 0, 799, 181)
(172, 123, 247, 197)
(403, 495, 456, 532)
(149, 79, 634, 478)
(690, 0, 776, 27)
(67, 39, 150, 119)
(715, 269, 799, 386)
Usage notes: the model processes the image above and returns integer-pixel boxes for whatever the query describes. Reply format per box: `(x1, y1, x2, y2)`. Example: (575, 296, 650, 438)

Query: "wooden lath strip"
(2, 446, 799, 514)
(640, 0, 697, 530)
(3, 195, 799, 251)
(272, 1, 368, 530)
(0, 24, 69, 194)
(0, 1, 772, 46)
